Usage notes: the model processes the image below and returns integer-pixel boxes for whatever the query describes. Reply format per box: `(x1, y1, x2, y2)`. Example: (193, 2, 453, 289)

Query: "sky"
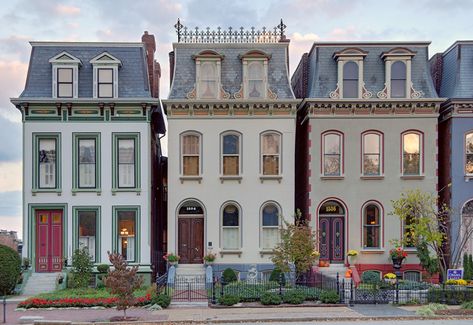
(0, 0, 472, 238)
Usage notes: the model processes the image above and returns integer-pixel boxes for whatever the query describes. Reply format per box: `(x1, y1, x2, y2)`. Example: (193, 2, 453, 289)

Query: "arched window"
(181, 132, 201, 176)
(221, 132, 241, 176)
(199, 61, 218, 99)
(261, 132, 281, 176)
(323, 132, 343, 176)
(362, 132, 382, 176)
(402, 131, 422, 175)
(466, 132, 473, 175)
(462, 200, 473, 258)
(363, 203, 381, 248)
(343, 61, 359, 98)
(221, 203, 240, 250)
(261, 203, 280, 249)
(248, 61, 264, 99)
(391, 61, 407, 98)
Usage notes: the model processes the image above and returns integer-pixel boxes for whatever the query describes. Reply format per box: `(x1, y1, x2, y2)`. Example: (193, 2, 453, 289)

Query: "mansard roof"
(20, 42, 151, 98)
(296, 41, 438, 99)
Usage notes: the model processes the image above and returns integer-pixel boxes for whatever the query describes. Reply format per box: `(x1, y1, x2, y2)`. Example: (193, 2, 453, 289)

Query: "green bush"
(218, 294, 240, 306)
(96, 264, 110, 274)
(70, 248, 93, 288)
(461, 300, 473, 310)
(223, 282, 279, 302)
(152, 294, 171, 308)
(428, 288, 473, 304)
(397, 280, 431, 290)
(0, 245, 21, 295)
(301, 287, 323, 301)
(269, 268, 285, 283)
(282, 290, 305, 304)
(222, 268, 238, 283)
(260, 292, 282, 305)
(320, 290, 339, 304)
(361, 271, 381, 285)
(416, 303, 447, 316)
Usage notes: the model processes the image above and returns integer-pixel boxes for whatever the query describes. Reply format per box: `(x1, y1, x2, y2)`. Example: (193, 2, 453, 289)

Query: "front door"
(178, 217, 204, 264)
(36, 210, 63, 272)
(319, 216, 345, 262)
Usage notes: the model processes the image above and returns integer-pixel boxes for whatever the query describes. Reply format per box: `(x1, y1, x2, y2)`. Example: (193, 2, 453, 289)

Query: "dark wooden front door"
(178, 218, 204, 264)
(319, 216, 345, 262)
(36, 210, 63, 272)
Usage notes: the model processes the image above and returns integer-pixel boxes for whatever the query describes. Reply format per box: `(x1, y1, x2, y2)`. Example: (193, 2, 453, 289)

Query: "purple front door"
(319, 216, 345, 262)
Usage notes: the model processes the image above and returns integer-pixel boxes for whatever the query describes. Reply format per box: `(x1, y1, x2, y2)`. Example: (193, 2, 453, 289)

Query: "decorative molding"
(329, 84, 341, 99)
(220, 86, 231, 100)
(186, 85, 196, 99)
(233, 84, 243, 99)
(267, 88, 278, 100)
(410, 82, 424, 99)
(361, 83, 373, 99)
(377, 84, 388, 99)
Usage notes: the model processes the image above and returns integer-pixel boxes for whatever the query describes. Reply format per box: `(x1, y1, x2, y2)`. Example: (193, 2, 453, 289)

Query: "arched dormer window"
(239, 50, 271, 99)
(331, 48, 369, 99)
(379, 48, 416, 99)
(191, 50, 224, 100)
(343, 62, 359, 98)
(391, 61, 407, 98)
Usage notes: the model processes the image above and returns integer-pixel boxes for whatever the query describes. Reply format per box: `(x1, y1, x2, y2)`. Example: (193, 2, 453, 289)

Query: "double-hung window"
(261, 203, 280, 249)
(90, 52, 121, 99)
(73, 133, 100, 190)
(49, 51, 81, 98)
(181, 132, 201, 176)
(362, 132, 382, 176)
(113, 133, 140, 191)
(343, 61, 359, 98)
(34, 133, 61, 191)
(391, 61, 407, 98)
(466, 132, 473, 176)
(402, 131, 422, 176)
(261, 132, 281, 176)
(323, 132, 343, 176)
(113, 207, 140, 263)
(97, 68, 113, 98)
(247, 61, 265, 99)
(74, 207, 100, 262)
(363, 203, 381, 248)
(57, 68, 73, 98)
(221, 203, 240, 250)
(221, 133, 241, 176)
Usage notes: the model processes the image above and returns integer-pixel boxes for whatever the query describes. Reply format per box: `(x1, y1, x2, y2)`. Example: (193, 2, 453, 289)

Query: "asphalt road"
(221, 320, 473, 325)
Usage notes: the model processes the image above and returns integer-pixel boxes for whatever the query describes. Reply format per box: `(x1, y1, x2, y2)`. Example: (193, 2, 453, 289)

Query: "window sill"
(112, 188, 141, 195)
(72, 188, 102, 196)
(180, 176, 203, 184)
(400, 175, 425, 180)
(465, 176, 473, 182)
(219, 250, 242, 258)
(320, 175, 344, 180)
(259, 250, 274, 257)
(403, 248, 417, 253)
(220, 176, 242, 184)
(360, 175, 384, 180)
(360, 249, 385, 254)
(259, 175, 282, 183)
(32, 189, 62, 196)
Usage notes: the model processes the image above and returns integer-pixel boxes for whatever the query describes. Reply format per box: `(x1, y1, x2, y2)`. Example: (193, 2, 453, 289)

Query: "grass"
(32, 287, 150, 300)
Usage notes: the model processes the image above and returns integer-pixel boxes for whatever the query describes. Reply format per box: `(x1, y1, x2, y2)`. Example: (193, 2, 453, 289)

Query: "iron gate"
(171, 275, 209, 302)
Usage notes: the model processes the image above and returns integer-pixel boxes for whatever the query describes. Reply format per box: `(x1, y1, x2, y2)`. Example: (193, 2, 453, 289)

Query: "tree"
(71, 247, 94, 288)
(103, 251, 143, 320)
(0, 245, 21, 295)
(391, 189, 473, 281)
(272, 210, 318, 276)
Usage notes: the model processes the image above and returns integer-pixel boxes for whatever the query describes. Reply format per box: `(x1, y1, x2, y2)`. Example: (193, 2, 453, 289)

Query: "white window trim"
(260, 131, 282, 177)
(220, 202, 241, 251)
(90, 52, 121, 99)
(220, 131, 242, 177)
(49, 51, 81, 99)
(338, 59, 364, 99)
(401, 131, 423, 177)
(260, 202, 281, 250)
(383, 59, 411, 99)
(243, 58, 268, 99)
(180, 131, 202, 177)
(362, 201, 383, 249)
(322, 131, 344, 177)
(195, 58, 222, 100)
(362, 131, 383, 177)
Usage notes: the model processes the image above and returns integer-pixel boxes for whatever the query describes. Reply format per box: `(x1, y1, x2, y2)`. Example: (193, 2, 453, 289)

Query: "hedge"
(0, 244, 21, 295)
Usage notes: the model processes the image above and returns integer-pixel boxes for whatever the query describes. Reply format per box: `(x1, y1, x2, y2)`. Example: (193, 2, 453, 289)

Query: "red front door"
(36, 210, 63, 272)
(319, 216, 345, 262)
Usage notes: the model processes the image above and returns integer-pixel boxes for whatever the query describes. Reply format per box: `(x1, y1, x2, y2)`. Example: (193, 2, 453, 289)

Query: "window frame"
(72, 206, 101, 263)
(342, 61, 359, 99)
(321, 130, 344, 177)
(97, 68, 114, 98)
(401, 130, 424, 177)
(192, 51, 224, 100)
(90, 52, 121, 99)
(390, 61, 407, 98)
(465, 131, 473, 176)
(33, 133, 61, 192)
(180, 131, 202, 178)
(72, 133, 101, 192)
(260, 201, 281, 250)
(56, 67, 74, 98)
(361, 201, 383, 249)
(49, 51, 81, 99)
(331, 48, 368, 99)
(243, 59, 268, 99)
(220, 131, 242, 177)
(112, 206, 141, 264)
(380, 48, 416, 99)
(403, 270, 422, 282)
(260, 131, 282, 177)
(220, 202, 241, 251)
(361, 131, 384, 177)
(112, 133, 141, 192)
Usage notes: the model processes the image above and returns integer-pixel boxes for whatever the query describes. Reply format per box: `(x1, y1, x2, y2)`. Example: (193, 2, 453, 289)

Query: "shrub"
(97, 264, 110, 274)
(269, 268, 285, 283)
(361, 271, 381, 285)
(152, 294, 171, 308)
(397, 280, 431, 290)
(428, 288, 473, 304)
(302, 287, 323, 301)
(320, 290, 339, 304)
(223, 282, 279, 302)
(218, 294, 240, 306)
(260, 292, 282, 305)
(0, 245, 21, 295)
(416, 303, 447, 316)
(461, 300, 473, 310)
(282, 290, 305, 304)
(71, 248, 93, 288)
(222, 268, 238, 283)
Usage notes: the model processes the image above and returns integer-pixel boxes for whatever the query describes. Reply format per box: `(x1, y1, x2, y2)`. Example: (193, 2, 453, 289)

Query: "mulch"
(436, 309, 473, 315)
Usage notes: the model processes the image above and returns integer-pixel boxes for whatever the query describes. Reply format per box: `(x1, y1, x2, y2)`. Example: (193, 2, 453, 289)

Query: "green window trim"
(72, 133, 101, 193)
(112, 133, 141, 193)
(32, 133, 62, 192)
(112, 206, 141, 264)
(72, 206, 102, 264)
(27, 204, 68, 272)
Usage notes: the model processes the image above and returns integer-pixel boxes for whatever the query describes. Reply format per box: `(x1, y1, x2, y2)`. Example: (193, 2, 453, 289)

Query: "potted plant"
(203, 253, 216, 265)
(311, 250, 320, 266)
(347, 249, 358, 266)
(389, 246, 407, 270)
(383, 272, 397, 285)
(163, 252, 180, 266)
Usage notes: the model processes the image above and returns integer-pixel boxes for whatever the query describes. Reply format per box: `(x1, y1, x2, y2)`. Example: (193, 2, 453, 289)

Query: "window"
(363, 132, 382, 176)
(199, 61, 218, 99)
(402, 132, 422, 176)
(261, 203, 280, 249)
(403, 213, 415, 248)
(57, 68, 73, 98)
(77, 209, 98, 262)
(38, 138, 57, 189)
(247, 61, 264, 99)
(363, 204, 381, 248)
(221, 133, 241, 176)
(78, 139, 96, 188)
(261, 132, 281, 176)
(343, 61, 359, 98)
(466, 132, 473, 175)
(323, 132, 342, 176)
(461, 200, 473, 257)
(391, 61, 407, 98)
(112, 133, 140, 191)
(117, 210, 136, 262)
(181, 133, 201, 176)
(403, 271, 421, 282)
(97, 68, 113, 98)
(221, 203, 240, 250)
(363, 270, 381, 280)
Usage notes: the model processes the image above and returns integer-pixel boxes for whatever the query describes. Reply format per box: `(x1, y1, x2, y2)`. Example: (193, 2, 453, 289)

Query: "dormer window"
(191, 50, 225, 100)
(330, 48, 371, 99)
(379, 48, 417, 99)
(90, 52, 121, 99)
(239, 50, 271, 100)
(49, 51, 82, 99)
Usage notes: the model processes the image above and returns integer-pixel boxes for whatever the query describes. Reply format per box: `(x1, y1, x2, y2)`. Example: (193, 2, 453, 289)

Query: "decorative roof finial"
(277, 19, 287, 41)
(175, 18, 183, 42)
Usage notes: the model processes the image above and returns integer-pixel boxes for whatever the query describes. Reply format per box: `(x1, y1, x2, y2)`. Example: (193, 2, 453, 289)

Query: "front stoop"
(22, 273, 60, 296)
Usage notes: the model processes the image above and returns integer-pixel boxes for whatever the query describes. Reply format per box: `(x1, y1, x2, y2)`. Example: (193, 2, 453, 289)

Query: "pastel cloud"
(0, 60, 27, 123)
(54, 4, 81, 16)
(0, 162, 22, 192)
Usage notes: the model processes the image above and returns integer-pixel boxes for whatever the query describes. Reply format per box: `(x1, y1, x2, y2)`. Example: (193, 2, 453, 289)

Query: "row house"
(291, 42, 443, 281)
(163, 21, 298, 278)
(431, 41, 473, 263)
(10, 33, 166, 283)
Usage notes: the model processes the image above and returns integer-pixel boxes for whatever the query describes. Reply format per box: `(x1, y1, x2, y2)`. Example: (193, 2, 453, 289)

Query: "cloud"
(55, 4, 80, 16)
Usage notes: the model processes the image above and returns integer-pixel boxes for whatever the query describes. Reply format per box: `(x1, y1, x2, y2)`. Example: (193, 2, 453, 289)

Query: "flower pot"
(169, 261, 178, 267)
(205, 261, 215, 266)
(391, 256, 404, 270)
(348, 255, 357, 266)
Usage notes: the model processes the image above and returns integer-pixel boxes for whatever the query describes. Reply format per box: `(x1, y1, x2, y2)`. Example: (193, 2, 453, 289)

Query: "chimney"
(169, 51, 175, 87)
(142, 31, 160, 98)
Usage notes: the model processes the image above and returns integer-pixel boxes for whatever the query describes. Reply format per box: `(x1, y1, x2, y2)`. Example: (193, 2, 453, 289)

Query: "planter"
(205, 261, 215, 266)
(391, 256, 404, 270)
(169, 261, 178, 267)
(348, 255, 357, 266)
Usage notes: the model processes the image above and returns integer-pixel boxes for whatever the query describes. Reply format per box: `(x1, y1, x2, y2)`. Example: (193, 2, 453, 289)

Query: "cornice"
(440, 99, 473, 119)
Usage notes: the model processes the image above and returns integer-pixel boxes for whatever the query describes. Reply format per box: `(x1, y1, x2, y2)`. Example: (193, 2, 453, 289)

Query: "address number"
(326, 206, 337, 212)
